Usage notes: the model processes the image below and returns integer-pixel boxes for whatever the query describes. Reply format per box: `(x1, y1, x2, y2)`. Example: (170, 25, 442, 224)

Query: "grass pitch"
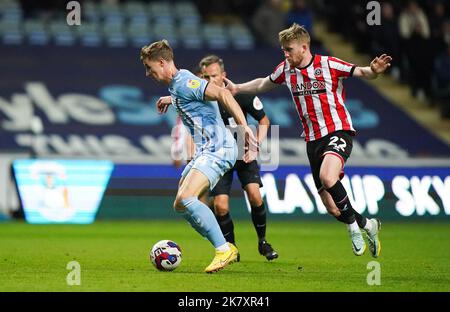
(0, 220, 449, 292)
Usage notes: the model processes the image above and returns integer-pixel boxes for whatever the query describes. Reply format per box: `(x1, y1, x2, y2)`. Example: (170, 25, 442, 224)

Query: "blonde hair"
(279, 23, 310, 46)
(199, 55, 225, 72)
(140, 39, 174, 62)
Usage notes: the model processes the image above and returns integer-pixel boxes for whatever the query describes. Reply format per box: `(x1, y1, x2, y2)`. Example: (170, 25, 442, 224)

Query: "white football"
(150, 240, 182, 271)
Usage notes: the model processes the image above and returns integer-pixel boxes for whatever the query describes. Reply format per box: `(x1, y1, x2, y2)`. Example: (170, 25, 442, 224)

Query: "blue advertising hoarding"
(13, 159, 113, 224)
(11, 161, 449, 221)
(101, 164, 450, 220)
(0, 45, 449, 161)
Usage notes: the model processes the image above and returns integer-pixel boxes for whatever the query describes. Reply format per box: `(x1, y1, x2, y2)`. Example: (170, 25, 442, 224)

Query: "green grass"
(0, 220, 449, 292)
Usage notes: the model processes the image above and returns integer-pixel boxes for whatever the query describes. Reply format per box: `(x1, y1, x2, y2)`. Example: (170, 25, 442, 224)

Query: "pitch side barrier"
(2, 156, 450, 222)
(105, 161, 449, 221)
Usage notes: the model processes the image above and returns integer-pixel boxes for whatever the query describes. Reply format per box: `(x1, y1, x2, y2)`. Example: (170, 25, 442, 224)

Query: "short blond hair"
(279, 23, 310, 46)
(140, 39, 174, 62)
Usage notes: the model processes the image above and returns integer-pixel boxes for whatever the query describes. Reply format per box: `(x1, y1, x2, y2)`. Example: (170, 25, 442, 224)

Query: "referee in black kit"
(199, 55, 278, 262)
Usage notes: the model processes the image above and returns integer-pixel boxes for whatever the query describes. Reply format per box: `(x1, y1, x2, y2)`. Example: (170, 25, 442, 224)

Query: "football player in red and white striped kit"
(225, 23, 392, 258)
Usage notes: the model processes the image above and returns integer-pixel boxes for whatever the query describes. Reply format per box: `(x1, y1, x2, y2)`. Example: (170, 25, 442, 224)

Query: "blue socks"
(179, 197, 227, 248)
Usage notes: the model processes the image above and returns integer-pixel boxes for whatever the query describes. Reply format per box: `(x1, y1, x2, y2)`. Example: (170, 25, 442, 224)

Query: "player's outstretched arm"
(205, 83, 248, 126)
(353, 54, 392, 80)
(204, 83, 259, 163)
(224, 76, 277, 95)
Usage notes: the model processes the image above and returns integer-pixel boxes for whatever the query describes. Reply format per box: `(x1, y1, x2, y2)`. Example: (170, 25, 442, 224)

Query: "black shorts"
(211, 160, 263, 196)
(306, 130, 353, 193)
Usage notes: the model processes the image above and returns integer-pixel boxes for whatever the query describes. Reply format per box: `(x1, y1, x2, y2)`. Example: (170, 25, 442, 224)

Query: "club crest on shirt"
(314, 68, 323, 77)
(187, 79, 200, 89)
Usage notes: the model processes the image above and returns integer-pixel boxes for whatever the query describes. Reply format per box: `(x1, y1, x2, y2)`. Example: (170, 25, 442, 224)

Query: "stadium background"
(0, 0, 449, 292)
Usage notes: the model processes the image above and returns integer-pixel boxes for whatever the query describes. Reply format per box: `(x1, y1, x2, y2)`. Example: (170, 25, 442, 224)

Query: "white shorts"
(181, 144, 238, 190)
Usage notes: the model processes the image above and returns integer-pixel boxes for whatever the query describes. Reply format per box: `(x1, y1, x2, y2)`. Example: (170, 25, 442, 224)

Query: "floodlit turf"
(0, 220, 449, 292)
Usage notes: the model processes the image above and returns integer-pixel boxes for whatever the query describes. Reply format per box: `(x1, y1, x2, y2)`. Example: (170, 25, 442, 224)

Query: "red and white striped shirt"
(269, 54, 356, 142)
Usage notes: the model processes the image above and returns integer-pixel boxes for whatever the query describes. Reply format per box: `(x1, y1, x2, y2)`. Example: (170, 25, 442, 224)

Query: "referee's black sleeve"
(244, 95, 266, 121)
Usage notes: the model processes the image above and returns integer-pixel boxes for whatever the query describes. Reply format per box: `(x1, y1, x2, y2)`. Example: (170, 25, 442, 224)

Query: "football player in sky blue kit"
(140, 40, 258, 273)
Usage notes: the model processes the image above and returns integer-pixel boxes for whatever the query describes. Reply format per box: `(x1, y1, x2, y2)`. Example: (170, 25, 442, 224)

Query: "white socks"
(216, 243, 230, 252)
(347, 221, 360, 232)
(363, 219, 373, 232)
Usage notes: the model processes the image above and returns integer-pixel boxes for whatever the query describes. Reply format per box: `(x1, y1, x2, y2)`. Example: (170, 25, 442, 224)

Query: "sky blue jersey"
(169, 69, 235, 154)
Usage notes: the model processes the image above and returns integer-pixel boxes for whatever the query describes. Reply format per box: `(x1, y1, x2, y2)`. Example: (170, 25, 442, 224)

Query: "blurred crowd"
(17, 0, 320, 47)
(199, 0, 449, 117)
(192, 0, 321, 47)
(17, 0, 449, 118)
(321, 0, 449, 118)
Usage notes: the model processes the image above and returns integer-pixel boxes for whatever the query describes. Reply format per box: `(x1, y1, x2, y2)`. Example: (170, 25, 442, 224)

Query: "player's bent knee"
(173, 199, 185, 213)
(247, 191, 263, 207)
(249, 198, 263, 208)
(173, 194, 193, 212)
(215, 204, 229, 216)
(214, 200, 229, 216)
(319, 173, 338, 189)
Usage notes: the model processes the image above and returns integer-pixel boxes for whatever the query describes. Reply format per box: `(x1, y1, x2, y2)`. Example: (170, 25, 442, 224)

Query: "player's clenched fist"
(156, 95, 172, 114)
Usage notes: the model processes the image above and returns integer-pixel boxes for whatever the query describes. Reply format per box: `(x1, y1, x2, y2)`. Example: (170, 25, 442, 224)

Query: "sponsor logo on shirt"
(291, 81, 326, 96)
(187, 79, 201, 89)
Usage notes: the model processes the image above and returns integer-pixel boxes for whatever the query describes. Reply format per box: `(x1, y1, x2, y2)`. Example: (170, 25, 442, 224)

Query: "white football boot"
(348, 228, 366, 256)
(365, 218, 381, 258)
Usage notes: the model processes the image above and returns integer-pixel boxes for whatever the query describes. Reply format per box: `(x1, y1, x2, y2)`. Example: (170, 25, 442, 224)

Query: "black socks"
(334, 208, 367, 228)
(216, 203, 267, 244)
(327, 181, 368, 227)
(216, 212, 235, 244)
(251, 203, 267, 241)
(326, 181, 356, 224)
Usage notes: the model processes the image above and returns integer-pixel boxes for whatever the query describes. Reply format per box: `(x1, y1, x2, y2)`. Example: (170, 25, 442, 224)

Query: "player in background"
(141, 40, 258, 273)
(225, 23, 392, 258)
(199, 55, 278, 261)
